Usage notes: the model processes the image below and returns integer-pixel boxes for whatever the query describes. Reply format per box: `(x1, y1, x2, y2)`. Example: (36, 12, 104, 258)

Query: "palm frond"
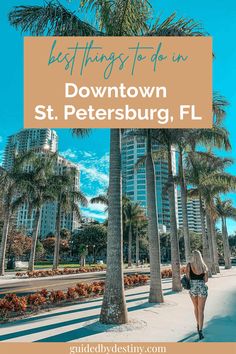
(90, 194, 108, 205)
(9, 1, 102, 36)
(152, 148, 168, 161)
(73, 190, 88, 207)
(135, 156, 146, 170)
(80, 0, 115, 32)
(213, 92, 229, 125)
(148, 13, 205, 36)
(107, 0, 152, 36)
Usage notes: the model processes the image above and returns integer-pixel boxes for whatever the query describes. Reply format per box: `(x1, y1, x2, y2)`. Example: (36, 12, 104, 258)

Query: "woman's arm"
(204, 271, 209, 283)
(186, 263, 190, 279)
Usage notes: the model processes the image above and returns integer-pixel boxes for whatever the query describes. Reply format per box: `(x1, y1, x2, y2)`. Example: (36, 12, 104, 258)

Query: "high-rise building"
(177, 191, 203, 234)
(121, 131, 178, 231)
(3, 129, 80, 238)
(3, 128, 58, 170)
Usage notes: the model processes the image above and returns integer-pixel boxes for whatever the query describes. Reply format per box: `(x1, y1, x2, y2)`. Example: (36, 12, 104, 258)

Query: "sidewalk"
(0, 267, 235, 342)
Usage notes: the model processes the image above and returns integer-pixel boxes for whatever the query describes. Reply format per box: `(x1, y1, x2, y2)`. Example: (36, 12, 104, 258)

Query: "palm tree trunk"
(28, 207, 41, 272)
(179, 148, 191, 263)
(167, 145, 182, 292)
(224, 218, 231, 269)
(128, 222, 132, 267)
(136, 227, 139, 267)
(100, 129, 128, 324)
(146, 130, 164, 303)
(199, 195, 212, 276)
(0, 209, 11, 276)
(222, 217, 231, 269)
(211, 219, 220, 273)
(80, 255, 85, 267)
(53, 202, 62, 270)
(206, 215, 216, 275)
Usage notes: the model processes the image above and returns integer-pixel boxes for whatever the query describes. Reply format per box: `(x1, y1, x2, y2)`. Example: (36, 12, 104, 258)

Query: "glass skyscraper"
(121, 131, 178, 231)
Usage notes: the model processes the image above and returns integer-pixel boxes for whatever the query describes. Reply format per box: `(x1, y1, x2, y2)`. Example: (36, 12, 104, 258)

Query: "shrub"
(49, 290, 66, 303)
(40, 288, 49, 298)
(66, 287, 77, 300)
(17, 265, 107, 278)
(27, 293, 47, 309)
(0, 294, 27, 319)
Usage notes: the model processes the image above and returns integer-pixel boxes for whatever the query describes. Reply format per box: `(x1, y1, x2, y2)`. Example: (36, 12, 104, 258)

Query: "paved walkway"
(0, 267, 235, 342)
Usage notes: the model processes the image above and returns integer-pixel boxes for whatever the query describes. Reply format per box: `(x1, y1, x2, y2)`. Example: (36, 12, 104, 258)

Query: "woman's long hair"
(190, 250, 208, 274)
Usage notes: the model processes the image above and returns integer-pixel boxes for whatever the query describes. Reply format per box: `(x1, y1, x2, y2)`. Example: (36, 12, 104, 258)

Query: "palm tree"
(0, 152, 33, 276)
(173, 94, 230, 264)
(134, 214, 148, 266)
(215, 197, 236, 269)
(9, 0, 207, 322)
(21, 153, 57, 271)
(132, 129, 164, 301)
(187, 152, 236, 273)
(169, 130, 192, 264)
(123, 200, 145, 267)
(52, 167, 88, 269)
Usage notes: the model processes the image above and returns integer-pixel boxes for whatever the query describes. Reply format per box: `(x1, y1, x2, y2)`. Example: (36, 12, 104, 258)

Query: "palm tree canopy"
(215, 197, 236, 221)
(80, 0, 151, 35)
(9, 1, 206, 40)
(9, 1, 102, 36)
(186, 152, 236, 217)
(0, 151, 35, 211)
(122, 198, 145, 227)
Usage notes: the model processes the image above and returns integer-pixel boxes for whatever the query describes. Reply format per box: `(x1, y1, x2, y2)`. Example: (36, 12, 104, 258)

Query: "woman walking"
(186, 250, 209, 340)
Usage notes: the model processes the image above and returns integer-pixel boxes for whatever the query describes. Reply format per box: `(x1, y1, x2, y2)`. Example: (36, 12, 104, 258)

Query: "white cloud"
(79, 150, 95, 158)
(60, 148, 109, 202)
(61, 148, 77, 159)
(78, 164, 109, 186)
(81, 208, 107, 221)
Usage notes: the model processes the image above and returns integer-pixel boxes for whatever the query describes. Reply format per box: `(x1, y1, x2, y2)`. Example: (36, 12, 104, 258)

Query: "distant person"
(186, 250, 208, 340)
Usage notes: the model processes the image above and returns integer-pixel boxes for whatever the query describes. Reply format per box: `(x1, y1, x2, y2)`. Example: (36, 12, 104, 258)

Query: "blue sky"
(0, 0, 236, 233)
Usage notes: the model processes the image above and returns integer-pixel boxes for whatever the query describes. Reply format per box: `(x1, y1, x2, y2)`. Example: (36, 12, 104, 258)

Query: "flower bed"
(1, 267, 187, 322)
(161, 266, 186, 278)
(16, 265, 106, 278)
(0, 274, 148, 322)
(16, 265, 186, 279)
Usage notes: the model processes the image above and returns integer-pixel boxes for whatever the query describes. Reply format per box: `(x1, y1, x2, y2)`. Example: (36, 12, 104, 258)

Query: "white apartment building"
(3, 129, 80, 238)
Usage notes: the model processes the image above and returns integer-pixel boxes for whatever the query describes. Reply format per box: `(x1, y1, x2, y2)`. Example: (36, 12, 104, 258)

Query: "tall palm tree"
(134, 214, 148, 266)
(186, 152, 236, 273)
(123, 200, 145, 267)
(0, 152, 33, 276)
(132, 129, 164, 301)
(173, 94, 230, 264)
(52, 168, 88, 269)
(9, 0, 207, 322)
(169, 130, 192, 264)
(215, 197, 236, 269)
(22, 153, 57, 271)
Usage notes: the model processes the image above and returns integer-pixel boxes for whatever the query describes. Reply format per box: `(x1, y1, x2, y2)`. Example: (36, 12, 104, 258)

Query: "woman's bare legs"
(198, 296, 207, 330)
(190, 295, 199, 327)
